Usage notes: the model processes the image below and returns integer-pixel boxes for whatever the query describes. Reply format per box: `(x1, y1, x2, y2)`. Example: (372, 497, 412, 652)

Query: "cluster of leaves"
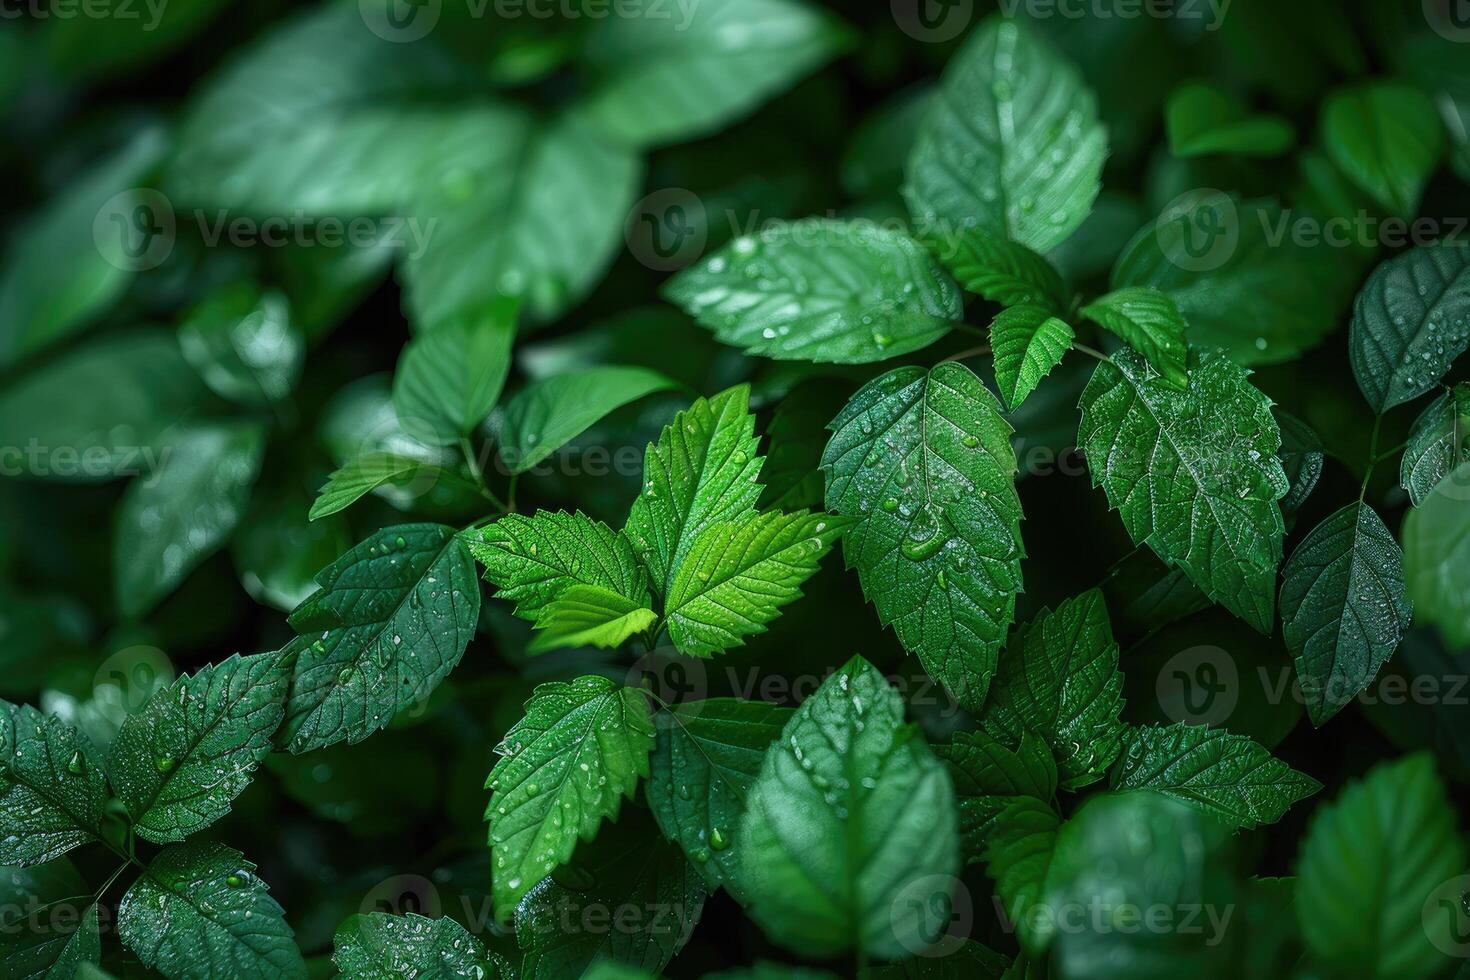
(2, 1, 1470, 979)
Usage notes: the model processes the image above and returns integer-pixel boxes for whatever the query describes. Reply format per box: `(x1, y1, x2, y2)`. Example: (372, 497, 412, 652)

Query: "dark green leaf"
(983, 798, 1061, 957)
(937, 728, 1057, 863)
(177, 284, 303, 407)
(926, 230, 1069, 314)
(1321, 82, 1443, 217)
(332, 912, 511, 980)
(1276, 408, 1324, 518)
(1402, 384, 1470, 506)
(1403, 462, 1470, 649)
(392, 309, 516, 447)
(1165, 82, 1294, 158)
(500, 366, 678, 473)
(0, 703, 106, 866)
(1078, 287, 1189, 388)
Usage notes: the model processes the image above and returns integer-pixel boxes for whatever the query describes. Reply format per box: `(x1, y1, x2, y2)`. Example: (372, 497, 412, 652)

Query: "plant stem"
(1359, 414, 1384, 501)
(942, 343, 991, 363)
(461, 436, 511, 514)
(1071, 341, 1110, 362)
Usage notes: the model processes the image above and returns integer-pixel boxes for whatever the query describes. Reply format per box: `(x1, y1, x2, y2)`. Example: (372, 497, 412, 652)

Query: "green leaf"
(514, 816, 705, 979)
(392, 308, 517, 447)
(309, 452, 452, 522)
(401, 113, 641, 328)
(527, 586, 658, 654)
(1280, 503, 1412, 726)
(117, 842, 306, 980)
(579, 0, 851, 149)
(664, 219, 961, 364)
(468, 510, 651, 623)
(925, 229, 1069, 314)
(648, 698, 791, 897)
(665, 510, 849, 656)
(982, 589, 1124, 790)
(1077, 348, 1288, 632)
(989, 305, 1075, 411)
(177, 283, 303, 408)
(0, 129, 168, 365)
(1403, 463, 1470, 649)
(1296, 753, 1467, 979)
(625, 385, 764, 595)
(500, 366, 679, 473)
(1321, 82, 1443, 217)
(45, 0, 227, 82)
(0, 331, 206, 482)
(905, 16, 1106, 254)
(280, 524, 481, 752)
(758, 380, 849, 511)
(982, 798, 1061, 957)
(333, 912, 511, 980)
(842, 85, 936, 199)
(106, 652, 290, 843)
(1165, 82, 1294, 158)
(0, 862, 102, 980)
(1349, 243, 1470, 413)
(0, 703, 107, 866)
(1111, 723, 1321, 828)
(739, 656, 959, 959)
(1277, 408, 1325, 518)
(1112, 193, 1353, 364)
(937, 728, 1057, 863)
(1402, 384, 1470, 506)
(113, 422, 267, 618)
(485, 676, 654, 919)
(1078, 287, 1189, 388)
(822, 363, 1024, 711)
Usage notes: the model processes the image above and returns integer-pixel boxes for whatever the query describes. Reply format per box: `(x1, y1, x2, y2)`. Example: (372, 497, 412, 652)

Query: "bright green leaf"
(1078, 286, 1189, 388)
(500, 366, 678, 473)
(309, 452, 453, 522)
(527, 586, 658, 654)
(989, 305, 1074, 411)
(392, 308, 517, 447)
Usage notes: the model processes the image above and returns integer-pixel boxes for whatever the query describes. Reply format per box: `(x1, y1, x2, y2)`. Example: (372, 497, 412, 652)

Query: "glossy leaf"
(0, 702, 107, 866)
(1402, 384, 1470, 506)
(989, 305, 1074, 411)
(332, 912, 511, 980)
(177, 284, 303, 407)
(937, 728, 1057, 863)
(927, 229, 1069, 314)
(1078, 286, 1189, 388)
(527, 586, 658, 654)
(391, 310, 516, 446)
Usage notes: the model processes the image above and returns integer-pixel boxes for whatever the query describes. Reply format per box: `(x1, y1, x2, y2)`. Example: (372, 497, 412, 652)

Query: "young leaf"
(113, 422, 267, 618)
(333, 912, 511, 980)
(937, 728, 1057, 862)
(1276, 408, 1325, 518)
(117, 842, 306, 980)
(1402, 383, 1470, 505)
(982, 798, 1061, 957)
(515, 816, 706, 978)
(1112, 194, 1352, 364)
(905, 16, 1106, 254)
(106, 652, 290, 843)
(1403, 463, 1470, 649)
(1322, 82, 1444, 218)
(0, 331, 205, 481)
(1165, 81, 1294, 158)
(1077, 348, 1289, 632)
(280, 524, 480, 753)
(982, 589, 1125, 790)
(485, 676, 654, 919)
(925, 229, 1069, 314)
(1296, 754, 1466, 979)
(468, 510, 651, 623)
(664, 219, 962, 364)
(625, 385, 764, 595)
(989, 305, 1075, 411)
(177, 284, 303, 408)
(1111, 723, 1321, 828)
(822, 363, 1024, 711)
(1077, 286, 1189, 388)
(0, 702, 107, 866)
(648, 698, 792, 897)
(1280, 503, 1412, 726)
(664, 510, 849, 656)
(739, 656, 959, 959)
(308, 452, 453, 522)
(527, 586, 658, 654)
(579, 0, 851, 149)
(500, 366, 678, 473)
(402, 112, 640, 329)
(1349, 243, 1470, 413)
(391, 309, 516, 447)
